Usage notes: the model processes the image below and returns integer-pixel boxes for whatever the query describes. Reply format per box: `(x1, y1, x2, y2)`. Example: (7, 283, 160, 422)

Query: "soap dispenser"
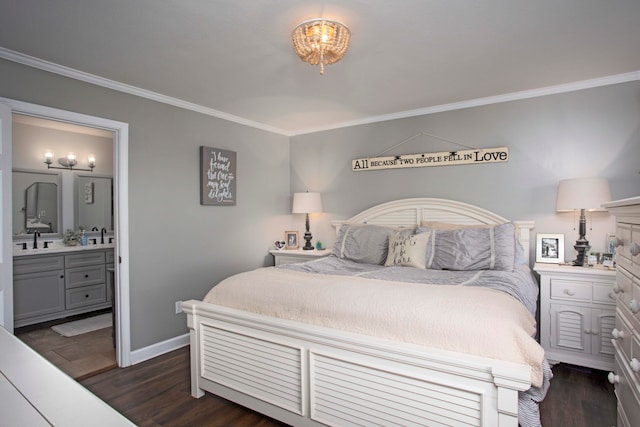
(80, 230, 88, 246)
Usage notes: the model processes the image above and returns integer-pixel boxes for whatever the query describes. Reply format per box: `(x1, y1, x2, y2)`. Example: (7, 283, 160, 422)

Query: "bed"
(182, 198, 550, 427)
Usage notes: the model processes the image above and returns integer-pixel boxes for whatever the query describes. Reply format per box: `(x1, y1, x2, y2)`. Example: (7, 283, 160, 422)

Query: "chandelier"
(292, 18, 351, 75)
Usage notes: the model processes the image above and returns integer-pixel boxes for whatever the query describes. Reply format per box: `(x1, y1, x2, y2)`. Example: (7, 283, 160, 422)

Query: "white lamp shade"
(292, 192, 323, 214)
(556, 177, 611, 212)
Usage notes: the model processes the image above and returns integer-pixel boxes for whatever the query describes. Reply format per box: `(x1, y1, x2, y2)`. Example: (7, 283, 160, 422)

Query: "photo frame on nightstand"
(285, 231, 299, 249)
(536, 233, 564, 264)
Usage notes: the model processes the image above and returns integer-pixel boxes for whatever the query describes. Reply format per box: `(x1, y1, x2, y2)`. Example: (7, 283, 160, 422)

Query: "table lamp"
(556, 177, 611, 266)
(292, 192, 323, 250)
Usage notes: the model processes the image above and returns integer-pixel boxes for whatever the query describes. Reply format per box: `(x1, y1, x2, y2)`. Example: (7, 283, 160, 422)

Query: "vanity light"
(44, 151, 95, 172)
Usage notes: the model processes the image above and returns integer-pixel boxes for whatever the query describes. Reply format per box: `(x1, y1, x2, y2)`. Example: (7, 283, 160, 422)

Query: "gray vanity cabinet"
(13, 249, 113, 328)
(13, 255, 65, 325)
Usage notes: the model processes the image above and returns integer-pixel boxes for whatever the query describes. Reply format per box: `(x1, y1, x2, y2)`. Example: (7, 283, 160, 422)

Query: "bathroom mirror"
(13, 170, 61, 236)
(75, 174, 113, 232)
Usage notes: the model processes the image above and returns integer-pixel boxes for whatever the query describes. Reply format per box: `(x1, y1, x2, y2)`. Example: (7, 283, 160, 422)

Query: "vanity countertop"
(13, 241, 114, 257)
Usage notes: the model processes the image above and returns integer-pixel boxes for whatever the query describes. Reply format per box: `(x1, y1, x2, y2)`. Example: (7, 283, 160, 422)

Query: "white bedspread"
(204, 267, 544, 387)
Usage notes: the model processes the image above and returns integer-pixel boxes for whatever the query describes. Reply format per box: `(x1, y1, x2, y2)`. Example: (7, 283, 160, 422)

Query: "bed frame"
(183, 198, 535, 426)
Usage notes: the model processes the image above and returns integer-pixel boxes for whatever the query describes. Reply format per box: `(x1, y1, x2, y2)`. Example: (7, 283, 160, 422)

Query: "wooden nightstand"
(534, 262, 617, 371)
(269, 248, 331, 266)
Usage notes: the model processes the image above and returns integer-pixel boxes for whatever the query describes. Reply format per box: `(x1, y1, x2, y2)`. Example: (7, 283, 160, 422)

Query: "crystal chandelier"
(292, 18, 351, 75)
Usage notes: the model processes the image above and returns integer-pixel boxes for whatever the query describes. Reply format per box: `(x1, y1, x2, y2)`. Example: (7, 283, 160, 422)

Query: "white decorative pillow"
(384, 231, 431, 269)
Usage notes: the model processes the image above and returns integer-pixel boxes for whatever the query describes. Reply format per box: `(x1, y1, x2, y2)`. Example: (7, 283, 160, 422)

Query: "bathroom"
(12, 113, 117, 379)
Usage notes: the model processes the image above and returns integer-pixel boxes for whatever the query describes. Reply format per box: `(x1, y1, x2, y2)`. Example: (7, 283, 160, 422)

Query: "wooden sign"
(200, 146, 236, 205)
(352, 147, 509, 171)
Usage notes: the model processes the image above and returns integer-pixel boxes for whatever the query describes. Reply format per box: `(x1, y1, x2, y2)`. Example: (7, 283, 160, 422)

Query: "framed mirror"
(75, 174, 113, 232)
(13, 170, 61, 236)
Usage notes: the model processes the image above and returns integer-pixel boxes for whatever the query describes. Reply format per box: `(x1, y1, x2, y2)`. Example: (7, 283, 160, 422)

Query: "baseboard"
(129, 332, 189, 365)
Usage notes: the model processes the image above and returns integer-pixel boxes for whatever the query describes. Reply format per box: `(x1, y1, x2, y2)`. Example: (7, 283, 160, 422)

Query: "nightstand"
(535, 262, 617, 371)
(270, 248, 331, 266)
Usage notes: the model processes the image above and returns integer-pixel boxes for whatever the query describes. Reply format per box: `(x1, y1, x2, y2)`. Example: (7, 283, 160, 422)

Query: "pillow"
(421, 220, 528, 266)
(417, 222, 516, 271)
(384, 231, 431, 269)
(332, 224, 415, 265)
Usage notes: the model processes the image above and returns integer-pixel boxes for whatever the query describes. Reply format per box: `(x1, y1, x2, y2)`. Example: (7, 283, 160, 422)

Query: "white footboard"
(183, 300, 531, 427)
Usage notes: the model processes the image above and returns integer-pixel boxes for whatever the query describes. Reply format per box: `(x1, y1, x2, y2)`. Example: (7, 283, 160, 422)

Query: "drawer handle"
(631, 242, 640, 257)
(84, 274, 89, 278)
(630, 299, 640, 314)
(612, 328, 625, 339)
(611, 236, 624, 248)
(60, 275, 64, 279)
(608, 372, 619, 384)
(85, 294, 90, 298)
(613, 283, 624, 294)
(563, 288, 575, 296)
(631, 358, 640, 373)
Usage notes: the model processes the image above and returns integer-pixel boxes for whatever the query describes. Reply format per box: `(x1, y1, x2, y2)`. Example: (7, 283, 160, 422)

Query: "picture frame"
(285, 231, 299, 249)
(200, 146, 237, 206)
(536, 233, 565, 264)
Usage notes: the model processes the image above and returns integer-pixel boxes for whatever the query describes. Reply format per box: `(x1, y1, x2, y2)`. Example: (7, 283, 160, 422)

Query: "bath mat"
(51, 313, 112, 337)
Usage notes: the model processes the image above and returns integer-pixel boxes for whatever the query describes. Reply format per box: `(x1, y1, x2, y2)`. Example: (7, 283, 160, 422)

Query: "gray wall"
(0, 58, 291, 350)
(291, 81, 640, 261)
(3, 55, 640, 351)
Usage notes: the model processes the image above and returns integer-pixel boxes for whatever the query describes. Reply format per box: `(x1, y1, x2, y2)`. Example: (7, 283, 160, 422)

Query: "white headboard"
(331, 198, 535, 261)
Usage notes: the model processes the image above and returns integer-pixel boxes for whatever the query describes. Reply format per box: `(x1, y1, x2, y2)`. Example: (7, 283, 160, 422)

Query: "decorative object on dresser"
(292, 191, 323, 250)
(602, 196, 640, 427)
(534, 262, 616, 371)
(284, 231, 299, 250)
(556, 177, 611, 266)
(535, 233, 565, 263)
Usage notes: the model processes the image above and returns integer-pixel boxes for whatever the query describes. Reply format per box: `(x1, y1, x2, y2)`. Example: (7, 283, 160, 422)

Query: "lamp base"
(302, 231, 314, 250)
(571, 239, 591, 266)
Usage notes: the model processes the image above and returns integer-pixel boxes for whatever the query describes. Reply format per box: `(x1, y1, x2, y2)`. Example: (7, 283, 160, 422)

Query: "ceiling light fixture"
(292, 18, 350, 75)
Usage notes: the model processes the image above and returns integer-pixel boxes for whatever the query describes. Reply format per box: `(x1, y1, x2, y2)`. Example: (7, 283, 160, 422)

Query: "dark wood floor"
(82, 346, 617, 427)
(15, 311, 117, 381)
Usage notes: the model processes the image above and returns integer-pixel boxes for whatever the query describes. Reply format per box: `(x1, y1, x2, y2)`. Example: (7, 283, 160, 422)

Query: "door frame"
(0, 97, 131, 367)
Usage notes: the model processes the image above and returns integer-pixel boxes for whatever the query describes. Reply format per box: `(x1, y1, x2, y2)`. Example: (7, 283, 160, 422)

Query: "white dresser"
(603, 196, 640, 427)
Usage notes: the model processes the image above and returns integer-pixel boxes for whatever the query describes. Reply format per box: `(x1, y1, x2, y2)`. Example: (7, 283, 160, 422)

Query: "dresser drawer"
(65, 265, 105, 289)
(550, 279, 591, 302)
(13, 255, 64, 275)
(593, 283, 617, 305)
(65, 251, 106, 268)
(613, 358, 640, 426)
(614, 308, 635, 362)
(65, 284, 106, 309)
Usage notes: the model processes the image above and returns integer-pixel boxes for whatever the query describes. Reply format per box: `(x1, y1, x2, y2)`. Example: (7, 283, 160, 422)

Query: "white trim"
(129, 333, 189, 365)
(0, 98, 132, 367)
(292, 71, 640, 135)
(0, 47, 288, 136)
(1, 47, 638, 137)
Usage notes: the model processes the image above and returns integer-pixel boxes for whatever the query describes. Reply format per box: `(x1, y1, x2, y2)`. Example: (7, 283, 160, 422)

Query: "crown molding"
(0, 47, 291, 136)
(2, 47, 638, 138)
(290, 71, 640, 135)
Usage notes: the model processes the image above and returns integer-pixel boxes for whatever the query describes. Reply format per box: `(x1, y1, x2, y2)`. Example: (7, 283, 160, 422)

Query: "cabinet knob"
(564, 288, 575, 296)
(631, 242, 640, 257)
(84, 274, 89, 278)
(85, 294, 90, 298)
(60, 275, 64, 279)
(630, 299, 640, 314)
(608, 372, 619, 384)
(631, 358, 640, 373)
(612, 328, 625, 339)
(611, 237, 624, 248)
(613, 283, 624, 294)
(584, 329, 592, 335)
(608, 292, 616, 300)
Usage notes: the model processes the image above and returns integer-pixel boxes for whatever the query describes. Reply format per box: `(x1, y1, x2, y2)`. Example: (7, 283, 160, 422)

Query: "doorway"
(0, 98, 131, 367)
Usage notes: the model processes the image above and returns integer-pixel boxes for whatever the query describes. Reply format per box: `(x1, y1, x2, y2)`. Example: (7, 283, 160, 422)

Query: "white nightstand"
(270, 248, 331, 266)
(534, 262, 617, 371)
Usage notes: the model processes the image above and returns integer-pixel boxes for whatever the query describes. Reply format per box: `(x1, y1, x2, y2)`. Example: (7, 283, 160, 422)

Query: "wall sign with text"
(352, 147, 509, 171)
(200, 146, 236, 206)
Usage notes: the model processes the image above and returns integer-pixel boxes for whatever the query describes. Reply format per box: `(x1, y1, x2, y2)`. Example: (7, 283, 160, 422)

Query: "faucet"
(101, 227, 107, 244)
(33, 231, 41, 249)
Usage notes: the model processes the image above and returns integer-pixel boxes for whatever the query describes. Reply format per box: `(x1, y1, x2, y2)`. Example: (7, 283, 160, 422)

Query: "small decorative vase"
(66, 240, 78, 246)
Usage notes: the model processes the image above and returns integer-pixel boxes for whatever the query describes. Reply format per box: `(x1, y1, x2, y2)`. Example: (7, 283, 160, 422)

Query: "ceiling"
(1, 0, 640, 136)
